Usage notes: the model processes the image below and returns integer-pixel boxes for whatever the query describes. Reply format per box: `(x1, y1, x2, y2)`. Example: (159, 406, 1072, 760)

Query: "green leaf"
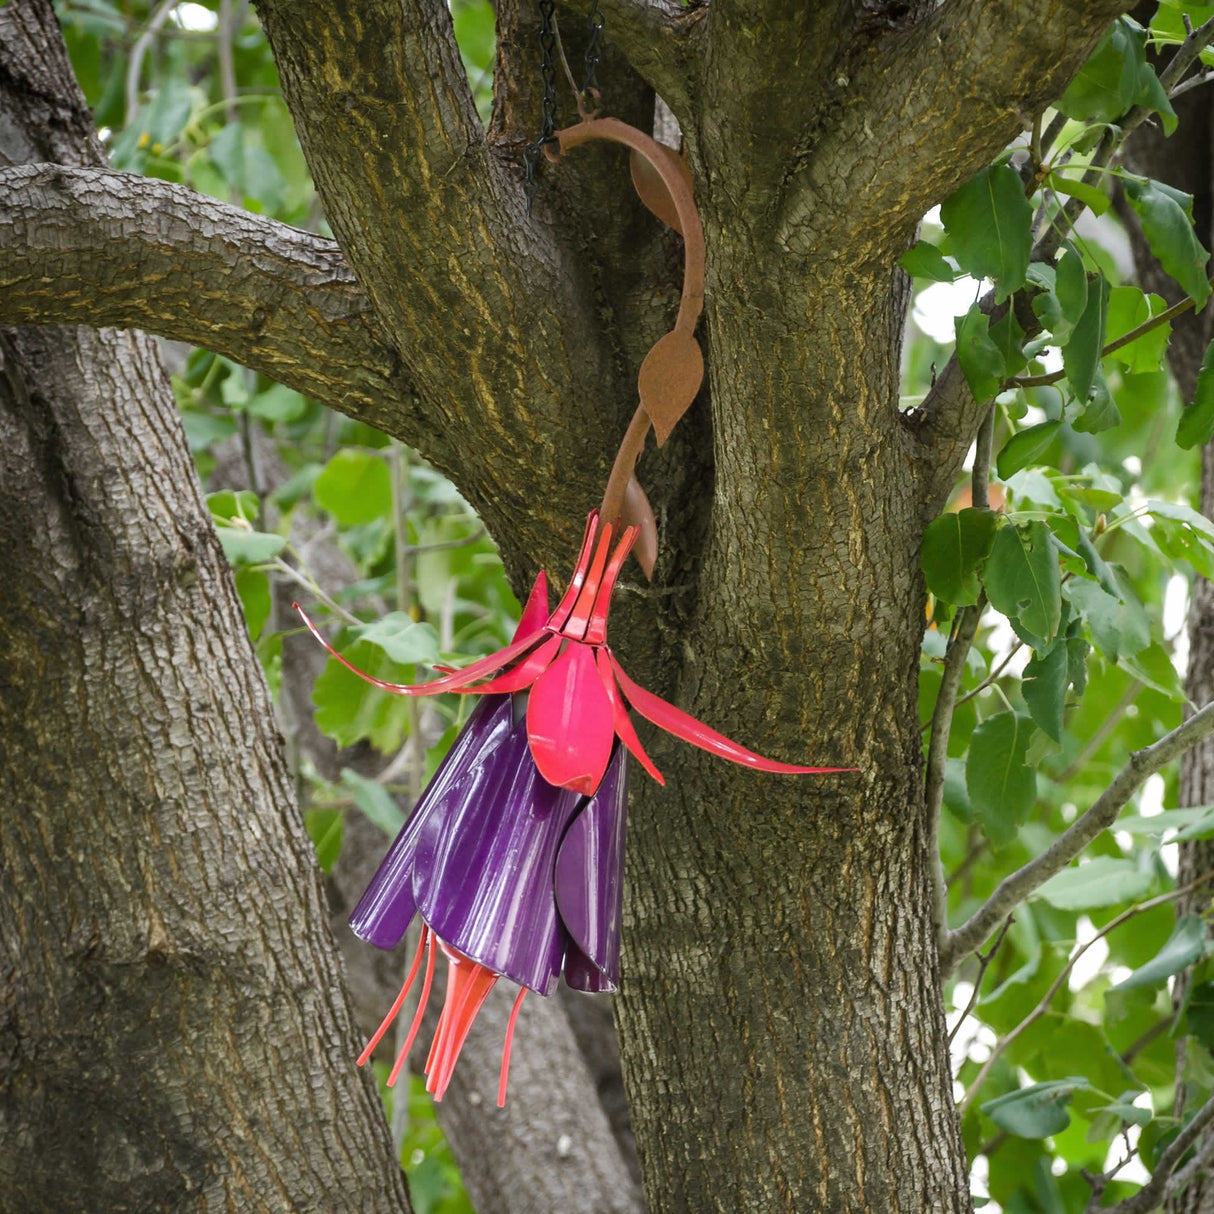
(954, 307, 1005, 403)
(1054, 247, 1089, 345)
(340, 768, 407, 836)
(1121, 642, 1184, 701)
(1062, 273, 1110, 404)
(984, 521, 1062, 642)
(206, 489, 260, 523)
(1073, 370, 1121, 434)
(214, 524, 286, 565)
(1124, 177, 1211, 308)
(1048, 173, 1111, 217)
(940, 164, 1033, 302)
(1036, 858, 1154, 910)
(989, 309, 1028, 379)
(1176, 338, 1214, 449)
(967, 712, 1037, 847)
(921, 508, 998, 605)
(1058, 17, 1154, 124)
(1065, 575, 1149, 662)
(352, 614, 441, 666)
(981, 1078, 1092, 1138)
(234, 568, 271, 640)
(1111, 916, 1207, 992)
(314, 448, 393, 525)
(1023, 642, 1068, 743)
(305, 807, 344, 873)
(1091, 1098, 1151, 1128)
(900, 241, 956, 282)
(1117, 806, 1214, 835)
(1105, 287, 1172, 374)
(996, 421, 1062, 480)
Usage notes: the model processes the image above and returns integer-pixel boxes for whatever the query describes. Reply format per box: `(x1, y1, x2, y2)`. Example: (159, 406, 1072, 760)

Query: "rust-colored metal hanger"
(547, 108, 706, 578)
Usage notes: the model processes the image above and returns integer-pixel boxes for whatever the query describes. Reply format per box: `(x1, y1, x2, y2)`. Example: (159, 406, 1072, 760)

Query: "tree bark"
(0, 4, 411, 1210)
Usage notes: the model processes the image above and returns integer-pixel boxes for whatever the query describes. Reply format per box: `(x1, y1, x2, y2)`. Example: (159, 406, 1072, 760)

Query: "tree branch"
(774, 0, 1126, 255)
(253, 0, 635, 562)
(554, 0, 706, 116)
(940, 701, 1214, 974)
(0, 164, 410, 430)
(914, 12, 1214, 510)
(1100, 1089, 1214, 1214)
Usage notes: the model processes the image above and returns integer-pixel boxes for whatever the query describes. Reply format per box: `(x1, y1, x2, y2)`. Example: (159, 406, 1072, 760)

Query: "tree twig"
(1010, 279, 1214, 389)
(948, 916, 1013, 1047)
(1099, 1089, 1214, 1213)
(957, 870, 1214, 1116)
(941, 702, 1214, 972)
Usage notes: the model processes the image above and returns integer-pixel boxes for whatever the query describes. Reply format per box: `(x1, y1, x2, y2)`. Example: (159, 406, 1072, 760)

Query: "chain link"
(581, 0, 605, 101)
(524, 0, 559, 213)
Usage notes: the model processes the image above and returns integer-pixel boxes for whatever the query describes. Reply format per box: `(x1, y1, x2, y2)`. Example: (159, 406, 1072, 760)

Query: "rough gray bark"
(0, 4, 412, 1210)
(0, 0, 1135, 1210)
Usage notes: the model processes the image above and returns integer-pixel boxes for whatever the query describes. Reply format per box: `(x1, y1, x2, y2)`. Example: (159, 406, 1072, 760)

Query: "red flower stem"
(497, 987, 528, 1108)
(388, 929, 436, 1088)
(357, 924, 428, 1067)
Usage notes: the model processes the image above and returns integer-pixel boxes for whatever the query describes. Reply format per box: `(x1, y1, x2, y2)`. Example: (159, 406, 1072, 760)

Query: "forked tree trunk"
(0, 6, 411, 1210)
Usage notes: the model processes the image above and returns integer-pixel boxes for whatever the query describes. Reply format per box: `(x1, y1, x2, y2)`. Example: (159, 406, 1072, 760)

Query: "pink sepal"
(595, 649, 663, 785)
(527, 643, 615, 793)
(607, 651, 859, 775)
(471, 633, 562, 695)
(513, 571, 550, 643)
(292, 602, 541, 696)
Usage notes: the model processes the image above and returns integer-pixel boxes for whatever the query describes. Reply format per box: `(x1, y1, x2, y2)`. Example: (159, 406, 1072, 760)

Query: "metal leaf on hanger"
(639, 329, 704, 447)
(629, 144, 693, 235)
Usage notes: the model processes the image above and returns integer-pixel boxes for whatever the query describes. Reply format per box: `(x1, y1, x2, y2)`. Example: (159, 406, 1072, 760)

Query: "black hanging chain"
(524, 0, 558, 213)
(580, 0, 605, 105)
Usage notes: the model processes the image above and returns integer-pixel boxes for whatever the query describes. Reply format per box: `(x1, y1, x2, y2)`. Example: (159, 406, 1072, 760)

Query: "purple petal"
(349, 695, 509, 949)
(554, 746, 628, 988)
(411, 703, 584, 995)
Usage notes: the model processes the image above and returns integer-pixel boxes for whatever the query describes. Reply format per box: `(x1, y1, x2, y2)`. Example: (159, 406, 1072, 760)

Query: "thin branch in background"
(926, 598, 985, 946)
(1171, 69, 1214, 99)
(947, 916, 1013, 1047)
(946, 832, 987, 890)
(957, 870, 1214, 1117)
(1099, 1088, 1214, 1214)
(270, 556, 361, 626)
(942, 702, 1214, 972)
(1010, 280, 1214, 389)
(927, 408, 995, 948)
(125, 0, 178, 126)
(1053, 679, 1144, 786)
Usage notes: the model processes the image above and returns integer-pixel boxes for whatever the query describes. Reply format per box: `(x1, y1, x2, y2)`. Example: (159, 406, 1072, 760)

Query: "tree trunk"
(0, 5, 411, 1210)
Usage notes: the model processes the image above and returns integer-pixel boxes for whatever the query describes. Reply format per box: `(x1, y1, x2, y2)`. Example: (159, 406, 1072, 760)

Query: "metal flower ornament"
(296, 103, 857, 1105)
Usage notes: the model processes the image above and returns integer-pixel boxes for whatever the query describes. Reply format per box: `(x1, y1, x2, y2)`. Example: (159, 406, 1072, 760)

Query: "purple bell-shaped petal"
(349, 694, 509, 950)
(556, 744, 628, 992)
(411, 703, 584, 995)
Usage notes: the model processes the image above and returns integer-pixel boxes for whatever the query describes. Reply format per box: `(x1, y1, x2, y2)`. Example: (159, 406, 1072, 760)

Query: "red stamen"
(583, 525, 639, 645)
(562, 521, 615, 640)
(358, 924, 429, 1067)
(387, 928, 437, 1088)
(424, 948, 499, 1102)
(498, 987, 527, 1107)
(548, 512, 601, 634)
